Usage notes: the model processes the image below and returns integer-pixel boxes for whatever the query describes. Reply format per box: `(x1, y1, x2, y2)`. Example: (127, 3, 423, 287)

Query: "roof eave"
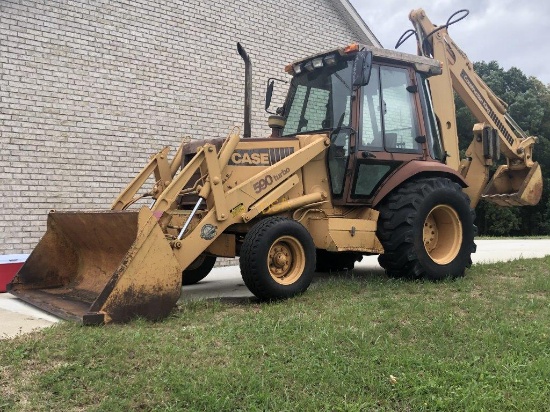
(330, 0, 383, 47)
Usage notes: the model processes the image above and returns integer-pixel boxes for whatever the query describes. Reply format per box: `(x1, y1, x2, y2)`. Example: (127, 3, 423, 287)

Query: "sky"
(349, 0, 550, 85)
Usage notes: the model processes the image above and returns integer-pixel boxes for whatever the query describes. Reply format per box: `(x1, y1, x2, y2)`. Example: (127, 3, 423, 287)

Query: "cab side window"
(360, 66, 382, 149)
(360, 66, 421, 153)
(380, 67, 420, 151)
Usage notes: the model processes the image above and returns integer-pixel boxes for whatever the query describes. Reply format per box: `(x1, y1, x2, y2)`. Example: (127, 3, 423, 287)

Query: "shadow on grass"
(315, 266, 387, 281)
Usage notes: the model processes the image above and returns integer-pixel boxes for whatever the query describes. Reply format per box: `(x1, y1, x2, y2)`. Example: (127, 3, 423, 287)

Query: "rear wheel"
(240, 217, 315, 300)
(377, 177, 476, 280)
(182, 255, 216, 285)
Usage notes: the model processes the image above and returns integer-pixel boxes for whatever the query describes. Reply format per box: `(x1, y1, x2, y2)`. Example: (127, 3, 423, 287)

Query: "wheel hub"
(273, 251, 289, 268)
(423, 214, 438, 252)
(267, 236, 304, 285)
(269, 245, 291, 275)
(423, 204, 463, 265)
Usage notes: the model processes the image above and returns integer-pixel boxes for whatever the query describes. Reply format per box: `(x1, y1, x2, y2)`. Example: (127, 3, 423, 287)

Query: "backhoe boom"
(409, 8, 542, 207)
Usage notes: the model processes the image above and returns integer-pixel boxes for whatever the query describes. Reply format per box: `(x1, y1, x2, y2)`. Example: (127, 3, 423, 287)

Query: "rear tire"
(240, 217, 316, 300)
(377, 177, 476, 281)
(182, 255, 216, 285)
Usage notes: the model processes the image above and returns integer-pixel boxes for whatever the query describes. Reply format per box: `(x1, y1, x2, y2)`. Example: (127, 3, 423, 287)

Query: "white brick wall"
(0, 0, 373, 255)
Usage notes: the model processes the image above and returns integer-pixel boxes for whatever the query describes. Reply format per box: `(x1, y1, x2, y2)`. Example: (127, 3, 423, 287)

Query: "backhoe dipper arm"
(409, 9, 542, 207)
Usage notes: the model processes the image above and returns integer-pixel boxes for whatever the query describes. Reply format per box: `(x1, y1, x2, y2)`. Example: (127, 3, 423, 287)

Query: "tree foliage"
(454, 61, 550, 236)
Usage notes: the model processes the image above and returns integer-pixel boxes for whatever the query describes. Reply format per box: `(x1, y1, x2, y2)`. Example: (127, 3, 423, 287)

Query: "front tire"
(377, 177, 476, 281)
(240, 217, 316, 300)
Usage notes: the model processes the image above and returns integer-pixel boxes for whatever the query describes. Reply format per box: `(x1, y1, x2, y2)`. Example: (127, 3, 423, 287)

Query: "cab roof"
(286, 44, 442, 77)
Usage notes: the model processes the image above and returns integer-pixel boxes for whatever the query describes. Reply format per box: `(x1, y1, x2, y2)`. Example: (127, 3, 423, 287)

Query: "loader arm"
(409, 9, 542, 207)
(111, 140, 184, 210)
(152, 133, 330, 273)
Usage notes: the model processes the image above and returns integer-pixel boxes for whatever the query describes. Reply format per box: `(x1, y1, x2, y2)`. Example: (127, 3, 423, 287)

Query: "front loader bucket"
(8, 207, 182, 325)
(482, 162, 543, 207)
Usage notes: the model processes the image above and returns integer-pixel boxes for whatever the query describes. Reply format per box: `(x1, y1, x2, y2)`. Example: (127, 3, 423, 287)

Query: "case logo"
(228, 148, 294, 166)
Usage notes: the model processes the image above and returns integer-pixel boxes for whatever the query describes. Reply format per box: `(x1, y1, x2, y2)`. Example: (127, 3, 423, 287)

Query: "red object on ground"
(0, 255, 28, 293)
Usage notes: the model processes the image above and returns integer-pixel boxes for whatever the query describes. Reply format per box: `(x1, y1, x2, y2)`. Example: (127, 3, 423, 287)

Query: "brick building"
(0, 0, 379, 254)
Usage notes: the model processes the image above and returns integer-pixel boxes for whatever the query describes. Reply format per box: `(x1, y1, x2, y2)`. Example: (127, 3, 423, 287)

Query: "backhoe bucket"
(482, 162, 543, 206)
(8, 207, 182, 325)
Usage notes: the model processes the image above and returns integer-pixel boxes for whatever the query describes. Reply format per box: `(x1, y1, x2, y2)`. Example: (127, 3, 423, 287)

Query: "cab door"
(347, 64, 424, 203)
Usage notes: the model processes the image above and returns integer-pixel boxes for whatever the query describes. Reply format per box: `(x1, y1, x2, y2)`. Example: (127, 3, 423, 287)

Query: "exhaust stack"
(237, 42, 252, 138)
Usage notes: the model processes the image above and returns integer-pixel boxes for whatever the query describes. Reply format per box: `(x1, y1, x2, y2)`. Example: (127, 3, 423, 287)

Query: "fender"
(371, 160, 467, 208)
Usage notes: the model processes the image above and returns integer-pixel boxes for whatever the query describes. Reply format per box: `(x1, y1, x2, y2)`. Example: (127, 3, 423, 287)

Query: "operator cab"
(271, 44, 444, 205)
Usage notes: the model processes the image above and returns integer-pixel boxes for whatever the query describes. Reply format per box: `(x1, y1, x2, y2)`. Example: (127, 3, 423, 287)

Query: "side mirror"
(352, 50, 373, 87)
(264, 77, 288, 114)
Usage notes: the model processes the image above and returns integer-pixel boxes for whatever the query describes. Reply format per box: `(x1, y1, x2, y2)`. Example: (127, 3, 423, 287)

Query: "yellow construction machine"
(9, 10, 542, 324)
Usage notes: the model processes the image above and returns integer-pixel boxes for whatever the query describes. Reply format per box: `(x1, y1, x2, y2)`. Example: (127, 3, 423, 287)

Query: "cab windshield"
(282, 59, 354, 136)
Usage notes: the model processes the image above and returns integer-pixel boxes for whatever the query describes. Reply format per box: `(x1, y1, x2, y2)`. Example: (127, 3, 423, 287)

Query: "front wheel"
(240, 217, 316, 300)
(377, 177, 476, 280)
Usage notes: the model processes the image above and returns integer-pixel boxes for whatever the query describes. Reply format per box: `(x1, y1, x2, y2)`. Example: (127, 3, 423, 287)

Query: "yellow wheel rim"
(423, 205, 462, 265)
(267, 236, 305, 285)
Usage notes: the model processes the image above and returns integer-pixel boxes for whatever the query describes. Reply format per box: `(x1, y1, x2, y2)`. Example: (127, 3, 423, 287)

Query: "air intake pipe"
(237, 42, 252, 138)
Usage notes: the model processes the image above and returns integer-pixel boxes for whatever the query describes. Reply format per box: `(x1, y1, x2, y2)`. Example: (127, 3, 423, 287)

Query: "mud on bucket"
(8, 207, 182, 325)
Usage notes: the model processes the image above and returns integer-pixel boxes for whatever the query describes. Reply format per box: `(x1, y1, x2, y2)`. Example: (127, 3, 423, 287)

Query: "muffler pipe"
(237, 42, 252, 138)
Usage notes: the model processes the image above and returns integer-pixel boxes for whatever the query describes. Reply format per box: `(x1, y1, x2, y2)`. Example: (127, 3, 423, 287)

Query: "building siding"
(0, 0, 373, 256)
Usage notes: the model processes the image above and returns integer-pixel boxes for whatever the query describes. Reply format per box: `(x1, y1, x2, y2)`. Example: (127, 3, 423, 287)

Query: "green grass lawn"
(1, 257, 549, 411)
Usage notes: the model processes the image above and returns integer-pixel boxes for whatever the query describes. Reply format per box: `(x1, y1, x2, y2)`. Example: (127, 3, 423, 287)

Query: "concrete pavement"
(0, 293, 62, 339)
(1, 239, 549, 339)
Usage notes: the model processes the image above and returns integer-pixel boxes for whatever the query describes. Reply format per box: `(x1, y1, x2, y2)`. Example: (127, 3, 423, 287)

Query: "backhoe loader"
(9, 9, 542, 324)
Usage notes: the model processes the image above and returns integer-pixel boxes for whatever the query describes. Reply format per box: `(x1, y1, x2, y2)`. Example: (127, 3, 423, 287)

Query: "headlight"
(312, 58, 324, 69)
(323, 54, 337, 66)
